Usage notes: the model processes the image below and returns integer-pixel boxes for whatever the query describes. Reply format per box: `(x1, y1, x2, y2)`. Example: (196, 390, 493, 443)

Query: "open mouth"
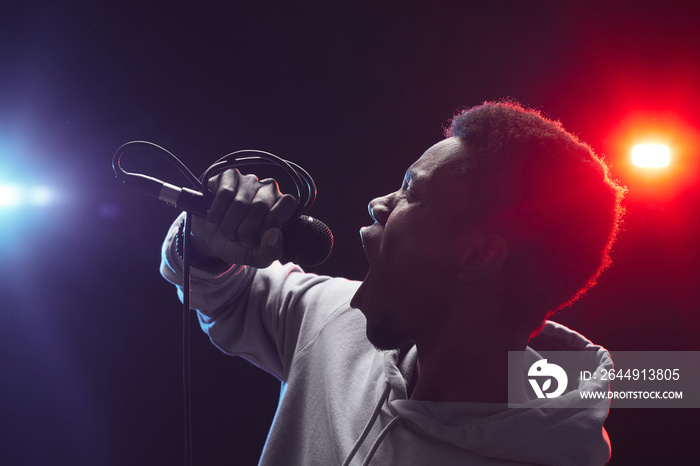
(358, 223, 382, 261)
(352, 224, 383, 311)
(352, 221, 387, 311)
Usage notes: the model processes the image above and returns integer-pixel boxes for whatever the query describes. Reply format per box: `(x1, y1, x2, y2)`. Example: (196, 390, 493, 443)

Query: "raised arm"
(160, 169, 356, 380)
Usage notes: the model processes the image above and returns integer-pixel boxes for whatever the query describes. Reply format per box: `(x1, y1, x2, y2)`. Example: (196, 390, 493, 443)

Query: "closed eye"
(402, 168, 421, 200)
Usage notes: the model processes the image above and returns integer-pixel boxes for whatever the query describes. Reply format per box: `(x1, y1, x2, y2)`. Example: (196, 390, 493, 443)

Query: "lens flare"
(29, 186, 53, 206)
(0, 185, 21, 207)
(0, 184, 58, 208)
(632, 144, 670, 168)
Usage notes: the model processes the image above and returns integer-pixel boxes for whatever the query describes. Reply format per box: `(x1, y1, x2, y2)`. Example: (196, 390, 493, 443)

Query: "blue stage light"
(29, 186, 54, 206)
(0, 184, 56, 208)
(0, 185, 22, 207)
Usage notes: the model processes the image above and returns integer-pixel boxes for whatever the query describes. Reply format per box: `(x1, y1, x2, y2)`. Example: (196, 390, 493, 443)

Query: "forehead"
(406, 137, 474, 214)
(408, 137, 467, 179)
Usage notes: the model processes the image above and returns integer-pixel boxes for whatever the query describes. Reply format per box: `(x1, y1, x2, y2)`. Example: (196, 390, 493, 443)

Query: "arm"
(161, 217, 356, 380)
(160, 167, 297, 312)
(159, 169, 339, 379)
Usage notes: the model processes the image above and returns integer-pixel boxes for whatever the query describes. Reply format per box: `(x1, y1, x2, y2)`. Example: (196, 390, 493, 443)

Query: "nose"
(368, 193, 394, 226)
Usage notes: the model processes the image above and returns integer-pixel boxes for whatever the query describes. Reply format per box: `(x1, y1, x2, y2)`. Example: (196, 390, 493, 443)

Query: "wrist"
(175, 219, 233, 274)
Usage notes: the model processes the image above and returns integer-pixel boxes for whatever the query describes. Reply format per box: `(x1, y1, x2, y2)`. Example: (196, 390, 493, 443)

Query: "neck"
(409, 310, 530, 403)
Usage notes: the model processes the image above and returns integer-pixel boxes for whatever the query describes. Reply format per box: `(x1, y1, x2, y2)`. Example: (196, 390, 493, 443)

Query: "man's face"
(351, 138, 475, 350)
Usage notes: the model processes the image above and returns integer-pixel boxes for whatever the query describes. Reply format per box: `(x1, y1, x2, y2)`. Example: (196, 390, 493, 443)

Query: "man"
(161, 101, 625, 465)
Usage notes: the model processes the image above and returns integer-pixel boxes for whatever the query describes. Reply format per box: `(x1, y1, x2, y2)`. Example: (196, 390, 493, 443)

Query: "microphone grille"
(281, 215, 334, 267)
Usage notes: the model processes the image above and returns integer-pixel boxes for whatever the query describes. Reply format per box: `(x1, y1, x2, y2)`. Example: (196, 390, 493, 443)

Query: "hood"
(386, 321, 612, 466)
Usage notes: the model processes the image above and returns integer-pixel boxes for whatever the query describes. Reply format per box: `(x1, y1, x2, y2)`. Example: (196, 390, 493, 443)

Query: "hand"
(189, 169, 298, 268)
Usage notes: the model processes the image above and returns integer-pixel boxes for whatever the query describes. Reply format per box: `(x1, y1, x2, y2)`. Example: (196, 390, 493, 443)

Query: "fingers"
(191, 169, 299, 268)
(207, 170, 254, 229)
(265, 193, 298, 229)
(235, 179, 283, 247)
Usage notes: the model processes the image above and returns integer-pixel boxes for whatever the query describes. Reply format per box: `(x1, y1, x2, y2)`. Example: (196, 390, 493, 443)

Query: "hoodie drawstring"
(360, 415, 401, 466)
(341, 382, 394, 466)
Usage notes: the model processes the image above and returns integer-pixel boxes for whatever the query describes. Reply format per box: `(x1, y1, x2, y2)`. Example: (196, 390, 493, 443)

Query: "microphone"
(121, 173, 333, 266)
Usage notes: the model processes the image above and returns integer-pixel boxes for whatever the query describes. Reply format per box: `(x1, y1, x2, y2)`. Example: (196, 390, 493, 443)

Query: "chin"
(365, 317, 407, 351)
(353, 277, 409, 351)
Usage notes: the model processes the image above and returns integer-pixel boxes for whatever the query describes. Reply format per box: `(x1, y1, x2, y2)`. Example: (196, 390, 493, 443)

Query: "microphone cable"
(112, 141, 323, 466)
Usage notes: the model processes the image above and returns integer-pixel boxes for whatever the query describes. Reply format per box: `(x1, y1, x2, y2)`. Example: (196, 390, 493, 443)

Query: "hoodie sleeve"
(159, 214, 358, 381)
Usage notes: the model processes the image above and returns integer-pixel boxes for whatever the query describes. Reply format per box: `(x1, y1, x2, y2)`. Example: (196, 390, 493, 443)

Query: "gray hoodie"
(161, 220, 612, 466)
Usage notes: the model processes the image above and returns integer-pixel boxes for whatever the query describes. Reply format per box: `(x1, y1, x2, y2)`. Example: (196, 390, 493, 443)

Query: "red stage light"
(604, 111, 700, 202)
(632, 144, 670, 168)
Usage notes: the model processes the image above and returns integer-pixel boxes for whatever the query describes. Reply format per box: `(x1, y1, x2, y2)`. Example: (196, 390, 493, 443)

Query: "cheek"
(383, 225, 459, 284)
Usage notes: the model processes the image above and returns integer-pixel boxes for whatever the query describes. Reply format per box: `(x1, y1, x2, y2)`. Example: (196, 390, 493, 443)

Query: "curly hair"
(445, 101, 626, 328)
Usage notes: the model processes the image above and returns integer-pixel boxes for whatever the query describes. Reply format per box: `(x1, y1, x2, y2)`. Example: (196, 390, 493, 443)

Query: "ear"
(457, 234, 509, 282)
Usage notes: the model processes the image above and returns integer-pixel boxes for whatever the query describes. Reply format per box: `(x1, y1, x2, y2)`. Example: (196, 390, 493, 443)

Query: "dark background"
(1, 1, 699, 464)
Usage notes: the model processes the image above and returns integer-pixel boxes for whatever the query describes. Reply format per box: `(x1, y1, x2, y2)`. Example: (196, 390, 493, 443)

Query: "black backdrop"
(1, 1, 699, 465)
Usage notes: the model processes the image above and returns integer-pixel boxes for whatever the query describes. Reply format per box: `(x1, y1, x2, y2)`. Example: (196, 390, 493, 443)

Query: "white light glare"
(0, 185, 56, 208)
(29, 186, 53, 206)
(0, 185, 21, 207)
(632, 144, 670, 168)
